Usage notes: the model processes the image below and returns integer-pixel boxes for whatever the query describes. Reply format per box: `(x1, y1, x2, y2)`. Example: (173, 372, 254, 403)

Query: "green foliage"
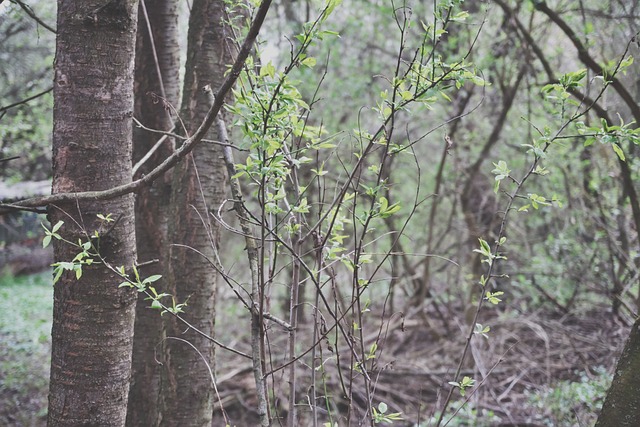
(42, 220, 97, 283)
(473, 323, 491, 338)
(473, 238, 507, 268)
(425, 402, 503, 427)
(0, 2, 56, 182)
(118, 265, 186, 316)
(526, 367, 611, 426)
(372, 401, 403, 424)
(42, 215, 185, 316)
(484, 290, 504, 305)
(491, 160, 511, 193)
(7, 0, 636, 425)
(448, 376, 476, 397)
(0, 272, 52, 425)
(579, 117, 640, 161)
(41, 219, 63, 248)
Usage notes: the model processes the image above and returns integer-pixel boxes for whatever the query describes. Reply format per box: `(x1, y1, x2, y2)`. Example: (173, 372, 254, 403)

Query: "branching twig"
(0, 0, 273, 212)
(216, 111, 270, 427)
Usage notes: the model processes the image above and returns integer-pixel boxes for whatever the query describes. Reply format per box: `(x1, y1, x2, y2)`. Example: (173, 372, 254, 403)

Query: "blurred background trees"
(1, 0, 639, 425)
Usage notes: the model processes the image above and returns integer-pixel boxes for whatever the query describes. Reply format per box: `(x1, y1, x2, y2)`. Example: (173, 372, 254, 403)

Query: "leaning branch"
(0, 86, 53, 118)
(534, 0, 640, 122)
(216, 111, 269, 427)
(12, 0, 56, 34)
(0, 0, 273, 211)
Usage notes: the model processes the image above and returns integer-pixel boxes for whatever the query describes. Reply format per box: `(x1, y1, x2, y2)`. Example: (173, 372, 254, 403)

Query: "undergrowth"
(0, 271, 52, 426)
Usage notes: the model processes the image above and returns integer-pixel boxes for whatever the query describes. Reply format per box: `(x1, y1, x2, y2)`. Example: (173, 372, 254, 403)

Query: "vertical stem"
(217, 117, 270, 427)
(287, 234, 302, 427)
(310, 237, 323, 427)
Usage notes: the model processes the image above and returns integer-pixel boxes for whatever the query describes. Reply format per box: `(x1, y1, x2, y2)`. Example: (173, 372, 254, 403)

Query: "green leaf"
(53, 266, 63, 284)
(479, 238, 491, 253)
(259, 62, 276, 78)
(485, 291, 504, 305)
(612, 143, 626, 161)
(142, 275, 162, 285)
(620, 56, 634, 69)
(378, 402, 388, 414)
(43, 235, 51, 248)
(451, 10, 469, 21)
(321, 0, 342, 21)
(400, 90, 413, 101)
(52, 221, 64, 233)
(301, 57, 317, 68)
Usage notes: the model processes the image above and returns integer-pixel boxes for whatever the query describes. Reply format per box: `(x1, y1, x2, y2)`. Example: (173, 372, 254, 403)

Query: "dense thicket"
(1, 0, 639, 425)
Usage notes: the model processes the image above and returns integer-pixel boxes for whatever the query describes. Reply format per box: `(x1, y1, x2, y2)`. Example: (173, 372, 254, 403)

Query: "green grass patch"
(0, 271, 53, 426)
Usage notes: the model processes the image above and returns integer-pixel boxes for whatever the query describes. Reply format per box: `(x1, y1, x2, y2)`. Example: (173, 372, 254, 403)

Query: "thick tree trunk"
(127, 0, 180, 425)
(595, 318, 640, 426)
(159, 1, 232, 425)
(47, 1, 139, 425)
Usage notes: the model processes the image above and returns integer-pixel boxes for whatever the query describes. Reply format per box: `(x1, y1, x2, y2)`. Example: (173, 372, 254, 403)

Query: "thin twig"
(0, 86, 53, 116)
(1, 0, 273, 212)
(12, 0, 56, 33)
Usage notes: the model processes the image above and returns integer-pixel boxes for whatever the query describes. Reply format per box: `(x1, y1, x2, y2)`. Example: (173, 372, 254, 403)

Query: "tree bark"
(127, 0, 180, 425)
(47, 1, 139, 425)
(160, 1, 232, 425)
(595, 318, 640, 426)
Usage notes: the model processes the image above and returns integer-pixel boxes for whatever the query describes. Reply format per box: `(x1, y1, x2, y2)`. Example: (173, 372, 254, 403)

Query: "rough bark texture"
(595, 318, 640, 426)
(160, 1, 231, 425)
(47, 1, 139, 425)
(127, 0, 180, 425)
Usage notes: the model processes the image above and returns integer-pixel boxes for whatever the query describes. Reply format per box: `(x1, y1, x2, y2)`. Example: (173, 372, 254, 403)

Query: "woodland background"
(1, 0, 639, 426)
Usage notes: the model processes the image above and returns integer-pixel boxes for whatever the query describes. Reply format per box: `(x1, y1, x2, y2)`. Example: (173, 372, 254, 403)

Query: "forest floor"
(0, 271, 629, 426)
(0, 271, 51, 427)
(212, 298, 628, 426)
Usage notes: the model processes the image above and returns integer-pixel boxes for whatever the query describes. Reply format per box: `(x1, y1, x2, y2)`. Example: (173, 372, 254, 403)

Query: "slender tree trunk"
(127, 0, 180, 425)
(47, 1, 139, 425)
(160, 1, 232, 425)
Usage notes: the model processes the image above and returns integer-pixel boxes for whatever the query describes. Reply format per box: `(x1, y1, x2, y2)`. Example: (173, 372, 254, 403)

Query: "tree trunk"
(47, 1, 139, 425)
(595, 318, 640, 426)
(127, 0, 180, 425)
(160, 1, 232, 425)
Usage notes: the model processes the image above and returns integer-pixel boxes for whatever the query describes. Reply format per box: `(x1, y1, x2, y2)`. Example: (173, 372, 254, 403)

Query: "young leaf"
(52, 221, 64, 233)
(612, 143, 626, 161)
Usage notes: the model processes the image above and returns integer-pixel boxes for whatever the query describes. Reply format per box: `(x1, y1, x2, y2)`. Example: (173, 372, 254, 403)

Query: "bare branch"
(0, 156, 20, 164)
(1, 0, 274, 212)
(534, 0, 640, 122)
(0, 86, 53, 118)
(11, 0, 56, 34)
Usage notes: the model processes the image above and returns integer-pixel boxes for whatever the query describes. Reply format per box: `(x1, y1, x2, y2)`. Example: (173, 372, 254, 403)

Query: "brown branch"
(498, 0, 640, 312)
(533, 0, 640, 122)
(496, 0, 619, 125)
(12, 0, 56, 34)
(0, 156, 20, 163)
(1, 0, 273, 212)
(0, 86, 53, 117)
(217, 113, 269, 427)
